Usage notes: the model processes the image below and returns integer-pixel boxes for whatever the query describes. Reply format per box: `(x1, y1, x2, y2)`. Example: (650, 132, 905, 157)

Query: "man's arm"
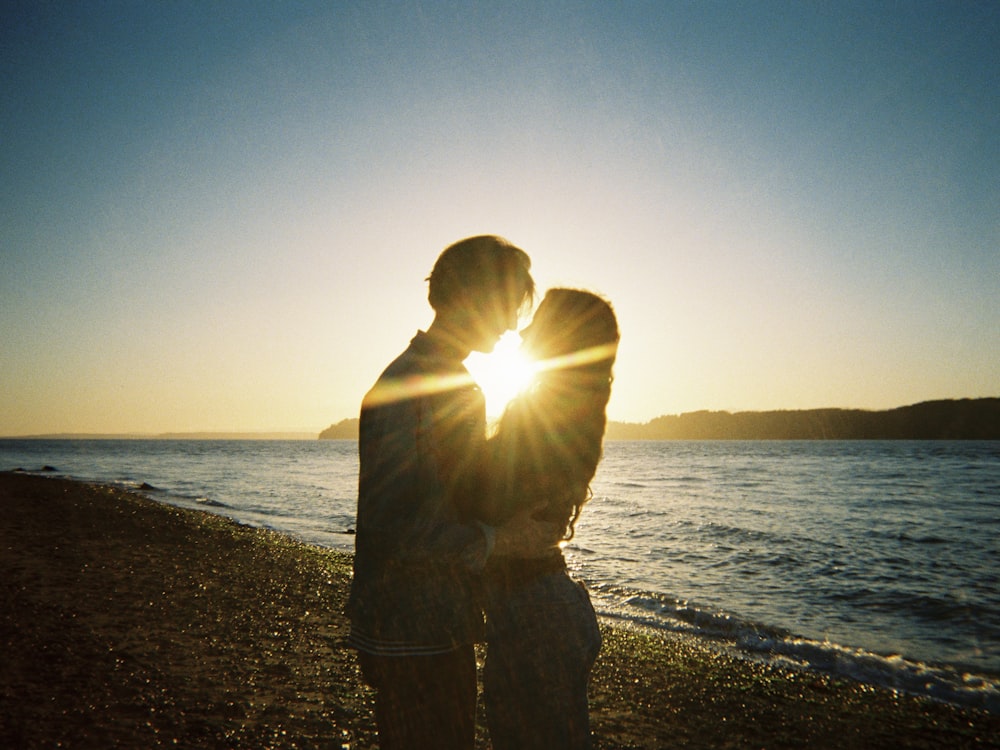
(357, 390, 492, 569)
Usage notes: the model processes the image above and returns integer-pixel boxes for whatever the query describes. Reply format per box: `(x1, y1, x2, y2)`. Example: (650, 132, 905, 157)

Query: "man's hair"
(427, 235, 534, 316)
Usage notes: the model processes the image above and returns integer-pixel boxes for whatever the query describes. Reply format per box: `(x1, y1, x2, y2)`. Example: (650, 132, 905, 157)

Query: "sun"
(465, 330, 537, 417)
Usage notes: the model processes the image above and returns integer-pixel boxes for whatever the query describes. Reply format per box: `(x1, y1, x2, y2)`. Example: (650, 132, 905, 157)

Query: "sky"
(2, 1, 998, 436)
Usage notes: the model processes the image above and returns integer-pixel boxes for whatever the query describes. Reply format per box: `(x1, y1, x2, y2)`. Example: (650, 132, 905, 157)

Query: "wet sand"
(1, 472, 997, 749)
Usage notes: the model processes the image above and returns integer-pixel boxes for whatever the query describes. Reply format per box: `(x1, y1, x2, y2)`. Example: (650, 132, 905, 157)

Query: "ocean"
(2, 438, 997, 713)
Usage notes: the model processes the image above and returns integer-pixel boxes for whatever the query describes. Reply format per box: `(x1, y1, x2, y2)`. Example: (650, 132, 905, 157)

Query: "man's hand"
(492, 504, 562, 559)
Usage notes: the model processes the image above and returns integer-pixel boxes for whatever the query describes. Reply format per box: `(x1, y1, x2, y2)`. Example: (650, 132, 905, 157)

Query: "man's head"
(427, 235, 535, 353)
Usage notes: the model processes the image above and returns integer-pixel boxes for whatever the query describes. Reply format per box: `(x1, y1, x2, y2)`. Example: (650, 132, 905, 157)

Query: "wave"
(195, 497, 230, 508)
(591, 586, 1000, 715)
(689, 520, 800, 549)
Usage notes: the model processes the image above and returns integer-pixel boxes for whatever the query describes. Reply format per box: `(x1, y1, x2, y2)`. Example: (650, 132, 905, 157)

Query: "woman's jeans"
(483, 571, 602, 750)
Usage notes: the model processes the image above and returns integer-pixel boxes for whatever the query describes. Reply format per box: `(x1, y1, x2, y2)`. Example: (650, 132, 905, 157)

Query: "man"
(346, 235, 558, 749)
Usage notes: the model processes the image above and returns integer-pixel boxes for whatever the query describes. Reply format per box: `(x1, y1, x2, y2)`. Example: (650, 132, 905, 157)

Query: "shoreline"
(2, 473, 998, 748)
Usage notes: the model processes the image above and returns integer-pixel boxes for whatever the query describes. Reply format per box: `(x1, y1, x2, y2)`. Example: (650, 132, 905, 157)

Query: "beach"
(2, 473, 997, 749)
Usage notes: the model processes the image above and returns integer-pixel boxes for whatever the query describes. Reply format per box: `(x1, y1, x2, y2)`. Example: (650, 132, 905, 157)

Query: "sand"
(1, 472, 997, 749)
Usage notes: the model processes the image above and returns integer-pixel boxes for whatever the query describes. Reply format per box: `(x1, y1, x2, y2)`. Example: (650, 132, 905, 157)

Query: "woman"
(481, 288, 619, 750)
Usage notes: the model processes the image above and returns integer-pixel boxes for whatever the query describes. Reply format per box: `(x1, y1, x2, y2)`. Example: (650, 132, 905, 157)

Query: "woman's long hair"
(490, 289, 619, 540)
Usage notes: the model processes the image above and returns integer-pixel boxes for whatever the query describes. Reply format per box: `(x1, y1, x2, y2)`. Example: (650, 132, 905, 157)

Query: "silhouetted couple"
(347, 235, 619, 749)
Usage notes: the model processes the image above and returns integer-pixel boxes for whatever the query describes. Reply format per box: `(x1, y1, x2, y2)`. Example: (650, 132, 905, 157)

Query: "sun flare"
(465, 331, 537, 417)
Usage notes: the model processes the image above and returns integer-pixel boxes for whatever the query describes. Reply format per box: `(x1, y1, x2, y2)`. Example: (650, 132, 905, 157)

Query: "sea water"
(2, 438, 997, 712)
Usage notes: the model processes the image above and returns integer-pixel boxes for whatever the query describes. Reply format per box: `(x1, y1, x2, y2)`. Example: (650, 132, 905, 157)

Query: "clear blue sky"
(2, 1, 997, 434)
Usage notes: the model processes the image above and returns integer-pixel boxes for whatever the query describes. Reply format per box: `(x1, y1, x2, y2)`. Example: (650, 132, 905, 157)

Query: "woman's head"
(496, 288, 618, 539)
(521, 288, 619, 372)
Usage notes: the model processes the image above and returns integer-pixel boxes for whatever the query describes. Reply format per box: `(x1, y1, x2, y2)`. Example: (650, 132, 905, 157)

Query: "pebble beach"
(2, 472, 997, 749)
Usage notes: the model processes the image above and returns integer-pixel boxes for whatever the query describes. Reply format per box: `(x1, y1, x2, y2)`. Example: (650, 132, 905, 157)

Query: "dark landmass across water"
(318, 419, 361, 439)
(606, 398, 1000, 440)
(320, 398, 1000, 441)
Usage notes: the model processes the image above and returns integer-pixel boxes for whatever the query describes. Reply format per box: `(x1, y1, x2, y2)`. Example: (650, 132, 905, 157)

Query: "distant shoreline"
(5, 397, 997, 442)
